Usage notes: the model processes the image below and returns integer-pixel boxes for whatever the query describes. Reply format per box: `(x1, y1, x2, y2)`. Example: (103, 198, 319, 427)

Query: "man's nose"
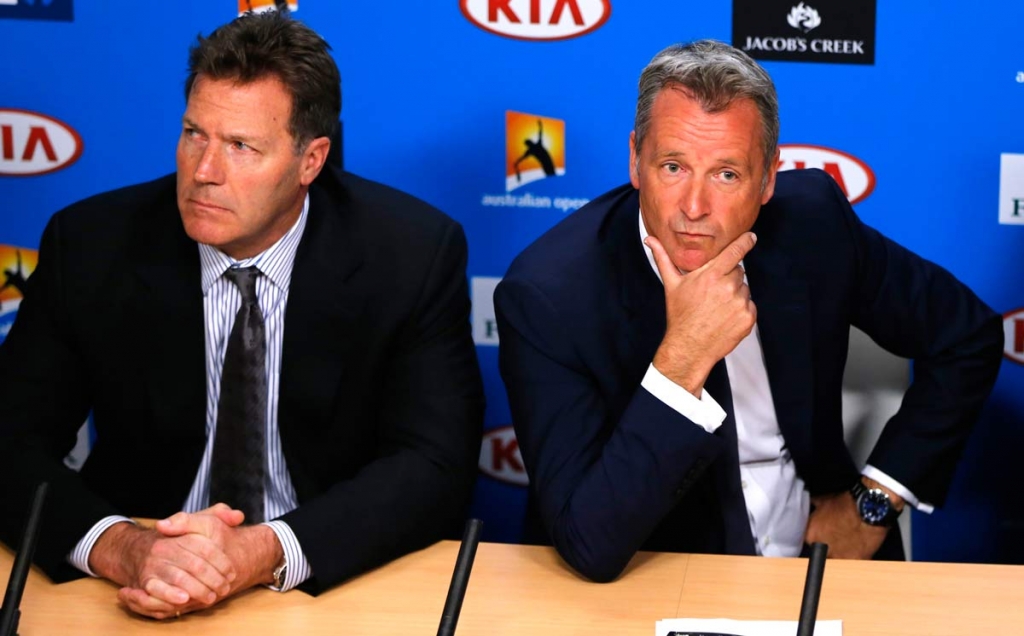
(678, 179, 711, 221)
(193, 144, 225, 185)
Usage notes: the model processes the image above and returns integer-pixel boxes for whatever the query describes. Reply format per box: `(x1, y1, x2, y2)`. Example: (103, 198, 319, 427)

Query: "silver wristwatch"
(272, 558, 288, 589)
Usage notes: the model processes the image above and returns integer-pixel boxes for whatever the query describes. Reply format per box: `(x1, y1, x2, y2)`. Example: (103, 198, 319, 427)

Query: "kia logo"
(777, 143, 875, 204)
(1004, 308, 1024, 365)
(460, 0, 611, 41)
(0, 108, 83, 177)
(479, 425, 529, 486)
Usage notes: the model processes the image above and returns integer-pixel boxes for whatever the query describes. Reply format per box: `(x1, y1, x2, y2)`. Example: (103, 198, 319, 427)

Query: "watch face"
(858, 490, 892, 524)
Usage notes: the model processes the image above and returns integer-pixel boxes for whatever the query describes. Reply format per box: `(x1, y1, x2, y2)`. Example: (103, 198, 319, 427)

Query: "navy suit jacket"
(495, 169, 1003, 582)
(0, 165, 485, 591)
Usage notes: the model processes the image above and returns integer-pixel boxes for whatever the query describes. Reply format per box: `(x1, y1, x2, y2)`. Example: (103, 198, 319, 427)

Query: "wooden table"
(4, 541, 1024, 634)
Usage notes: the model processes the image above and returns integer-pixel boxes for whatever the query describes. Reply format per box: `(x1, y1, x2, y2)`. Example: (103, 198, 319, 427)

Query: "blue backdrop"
(1, 0, 1021, 563)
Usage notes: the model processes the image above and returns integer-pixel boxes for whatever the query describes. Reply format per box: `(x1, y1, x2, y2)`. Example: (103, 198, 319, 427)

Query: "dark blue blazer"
(495, 169, 1003, 582)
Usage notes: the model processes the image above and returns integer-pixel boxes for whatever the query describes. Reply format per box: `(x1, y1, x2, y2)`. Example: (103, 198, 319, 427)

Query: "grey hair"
(633, 40, 780, 182)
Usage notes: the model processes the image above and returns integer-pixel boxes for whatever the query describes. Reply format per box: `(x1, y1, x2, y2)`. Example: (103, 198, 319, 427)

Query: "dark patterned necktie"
(209, 266, 267, 524)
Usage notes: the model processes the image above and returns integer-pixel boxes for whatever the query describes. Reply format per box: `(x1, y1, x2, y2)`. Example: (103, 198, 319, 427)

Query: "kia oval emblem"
(460, 0, 611, 41)
(0, 108, 83, 177)
(778, 143, 875, 204)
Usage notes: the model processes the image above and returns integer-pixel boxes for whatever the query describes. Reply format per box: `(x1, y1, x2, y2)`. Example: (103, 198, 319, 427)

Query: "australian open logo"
(0, 246, 37, 344)
(238, 0, 296, 16)
(506, 111, 565, 191)
(480, 110, 589, 213)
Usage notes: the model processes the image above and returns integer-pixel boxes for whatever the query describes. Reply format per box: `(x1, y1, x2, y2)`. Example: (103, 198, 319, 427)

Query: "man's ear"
(299, 136, 331, 186)
(629, 130, 640, 190)
(760, 147, 780, 205)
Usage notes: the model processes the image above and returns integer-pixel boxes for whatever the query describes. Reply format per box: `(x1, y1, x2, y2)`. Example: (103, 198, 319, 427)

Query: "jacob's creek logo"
(461, 0, 610, 41)
(479, 425, 528, 486)
(777, 144, 875, 204)
(0, 0, 73, 22)
(471, 276, 501, 346)
(238, 0, 296, 15)
(0, 246, 38, 344)
(1005, 309, 1024, 365)
(999, 153, 1024, 225)
(480, 111, 589, 212)
(0, 109, 83, 177)
(732, 0, 876, 65)
(786, 2, 821, 32)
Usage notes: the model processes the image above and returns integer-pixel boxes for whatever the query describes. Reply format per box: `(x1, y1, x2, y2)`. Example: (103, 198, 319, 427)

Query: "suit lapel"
(131, 191, 207, 447)
(277, 181, 367, 498)
(606, 190, 667, 369)
(744, 234, 815, 475)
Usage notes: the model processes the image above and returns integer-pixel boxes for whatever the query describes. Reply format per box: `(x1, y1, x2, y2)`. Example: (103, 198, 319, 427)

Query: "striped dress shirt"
(70, 194, 313, 591)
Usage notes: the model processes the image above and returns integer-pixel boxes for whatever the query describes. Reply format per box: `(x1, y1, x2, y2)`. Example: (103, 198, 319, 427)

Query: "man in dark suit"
(494, 40, 1003, 582)
(0, 12, 483, 618)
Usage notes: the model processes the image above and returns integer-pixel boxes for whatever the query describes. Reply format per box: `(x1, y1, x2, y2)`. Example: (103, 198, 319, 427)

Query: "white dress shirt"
(69, 195, 314, 591)
(636, 211, 930, 557)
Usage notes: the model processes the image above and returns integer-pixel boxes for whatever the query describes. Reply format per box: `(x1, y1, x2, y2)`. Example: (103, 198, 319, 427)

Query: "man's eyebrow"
(656, 150, 747, 168)
(180, 118, 264, 145)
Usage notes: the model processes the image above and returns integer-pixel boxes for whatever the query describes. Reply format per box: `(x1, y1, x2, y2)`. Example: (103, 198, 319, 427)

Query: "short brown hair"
(185, 11, 341, 150)
(635, 40, 779, 180)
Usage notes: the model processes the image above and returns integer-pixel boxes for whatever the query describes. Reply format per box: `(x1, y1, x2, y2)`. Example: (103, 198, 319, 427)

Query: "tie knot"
(224, 266, 260, 304)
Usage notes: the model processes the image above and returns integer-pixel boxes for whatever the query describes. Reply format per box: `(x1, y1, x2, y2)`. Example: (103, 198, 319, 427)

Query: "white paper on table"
(656, 618, 841, 636)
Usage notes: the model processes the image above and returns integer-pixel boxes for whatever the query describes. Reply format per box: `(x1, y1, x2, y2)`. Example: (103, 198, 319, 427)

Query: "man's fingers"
(119, 587, 181, 620)
(119, 587, 202, 620)
(709, 231, 757, 276)
(644, 235, 683, 285)
(155, 512, 193, 537)
(139, 574, 191, 605)
(202, 503, 245, 527)
(156, 510, 223, 538)
(144, 567, 217, 606)
(177, 534, 236, 590)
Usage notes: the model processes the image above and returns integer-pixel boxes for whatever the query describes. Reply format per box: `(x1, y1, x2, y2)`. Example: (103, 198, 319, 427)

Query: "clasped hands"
(89, 503, 282, 619)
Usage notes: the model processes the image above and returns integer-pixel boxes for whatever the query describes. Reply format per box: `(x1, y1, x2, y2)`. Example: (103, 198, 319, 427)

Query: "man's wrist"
(261, 520, 312, 591)
(89, 521, 149, 586)
(861, 476, 905, 513)
(238, 523, 284, 588)
(652, 343, 713, 396)
(850, 479, 903, 528)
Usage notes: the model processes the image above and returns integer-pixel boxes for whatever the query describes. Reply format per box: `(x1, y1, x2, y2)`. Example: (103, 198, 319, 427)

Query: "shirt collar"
(199, 192, 310, 294)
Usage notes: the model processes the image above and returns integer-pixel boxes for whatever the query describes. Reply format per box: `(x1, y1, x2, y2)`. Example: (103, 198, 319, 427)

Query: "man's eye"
(232, 141, 251, 151)
(664, 164, 680, 174)
(721, 171, 738, 181)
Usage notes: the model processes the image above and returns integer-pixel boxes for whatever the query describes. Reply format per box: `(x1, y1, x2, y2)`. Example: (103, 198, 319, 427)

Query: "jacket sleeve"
(495, 276, 724, 582)
(0, 213, 121, 583)
(837, 177, 1004, 506)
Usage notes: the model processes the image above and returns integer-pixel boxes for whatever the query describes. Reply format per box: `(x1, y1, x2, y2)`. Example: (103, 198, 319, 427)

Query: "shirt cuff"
(262, 520, 313, 591)
(641, 363, 727, 434)
(67, 516, 136, 576)
(861, 465, 934, 514)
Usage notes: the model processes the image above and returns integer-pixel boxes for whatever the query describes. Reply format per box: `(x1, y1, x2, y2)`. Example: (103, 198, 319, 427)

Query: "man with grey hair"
(494, 40, 1002, 582)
